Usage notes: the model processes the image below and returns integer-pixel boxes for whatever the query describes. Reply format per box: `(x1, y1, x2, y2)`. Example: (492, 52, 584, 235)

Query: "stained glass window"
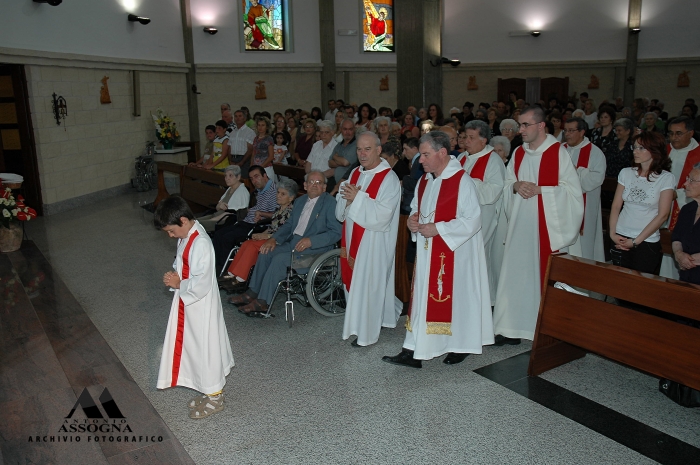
(362, 0, 394, 52)
(241, 0, 285, 51)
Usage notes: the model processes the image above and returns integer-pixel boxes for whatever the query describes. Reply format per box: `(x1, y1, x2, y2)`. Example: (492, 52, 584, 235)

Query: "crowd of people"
(156, 92, 700, 418)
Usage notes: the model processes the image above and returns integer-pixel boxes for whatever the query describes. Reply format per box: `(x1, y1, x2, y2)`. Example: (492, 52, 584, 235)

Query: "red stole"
(514, 143, 560, 290)
(340, 167, 391, 290)
(467, 151, 492, 181)
(564, 142, 592, 234)
(458, 155, 467, 167)
(171, 229, 199, 387)
(667, 144, 700, 230)
(406, 170, 465, 335)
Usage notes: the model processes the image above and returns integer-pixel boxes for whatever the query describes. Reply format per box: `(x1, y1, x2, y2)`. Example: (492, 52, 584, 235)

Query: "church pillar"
(396, 0, 442, 111)
(179, 0, 200, 156)
(319, 0, 336, 108)
(623, 0, 642, 108)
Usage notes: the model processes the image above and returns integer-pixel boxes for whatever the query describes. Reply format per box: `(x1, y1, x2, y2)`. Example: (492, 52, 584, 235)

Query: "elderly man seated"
(230, 170, 342, 315)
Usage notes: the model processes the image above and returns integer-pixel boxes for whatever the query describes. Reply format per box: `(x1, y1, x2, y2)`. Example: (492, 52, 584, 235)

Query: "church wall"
(191, 0, 321, 64)
(335, 65, 397, 110)
(22, 60, 189, 213)
(0, 0, 186, 63)
(194, 64, 322, 140)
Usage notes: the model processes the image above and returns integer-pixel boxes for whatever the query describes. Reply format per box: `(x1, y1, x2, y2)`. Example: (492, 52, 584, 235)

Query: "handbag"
(658, 378, 700, 408)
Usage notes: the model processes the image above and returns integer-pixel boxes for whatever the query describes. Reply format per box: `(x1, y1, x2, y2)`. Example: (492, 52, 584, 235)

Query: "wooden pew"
(179, 166, 227, 213)
(528, 253, 700, 391)
(273, 163, 306, 185)
(153, 161, 183, 207)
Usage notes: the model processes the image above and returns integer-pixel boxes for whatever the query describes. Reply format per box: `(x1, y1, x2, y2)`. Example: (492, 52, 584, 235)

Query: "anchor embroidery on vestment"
(430, 253, 451, 303)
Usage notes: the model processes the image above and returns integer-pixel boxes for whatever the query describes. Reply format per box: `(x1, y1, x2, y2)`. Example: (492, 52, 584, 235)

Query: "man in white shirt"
(324, 99, 337, 122)
(228, 110, 256, 176)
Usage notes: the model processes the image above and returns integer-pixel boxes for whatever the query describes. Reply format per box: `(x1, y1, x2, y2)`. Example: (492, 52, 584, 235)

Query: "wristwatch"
(632, 238, 638, 248)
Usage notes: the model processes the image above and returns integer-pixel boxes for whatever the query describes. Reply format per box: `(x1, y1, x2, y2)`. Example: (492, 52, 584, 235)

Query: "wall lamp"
(508, 30, 542, 38)
(33, 0, 62, 5)
(203, 27, 218, 35)
(128, 14, 151, 25)
(430, 57, 461, 67)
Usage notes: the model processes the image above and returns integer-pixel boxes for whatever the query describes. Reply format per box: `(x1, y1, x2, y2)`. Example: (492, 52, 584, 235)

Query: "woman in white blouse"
(609, 131, 675, 274)
(198, 165, 250, 232)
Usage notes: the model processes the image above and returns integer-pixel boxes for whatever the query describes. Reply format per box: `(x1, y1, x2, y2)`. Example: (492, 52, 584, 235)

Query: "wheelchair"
(263, 247, 346, 327)
(131, 142, 157, 192)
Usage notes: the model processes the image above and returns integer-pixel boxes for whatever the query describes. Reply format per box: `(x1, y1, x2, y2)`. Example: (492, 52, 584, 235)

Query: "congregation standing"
(159, 93, 699, 417)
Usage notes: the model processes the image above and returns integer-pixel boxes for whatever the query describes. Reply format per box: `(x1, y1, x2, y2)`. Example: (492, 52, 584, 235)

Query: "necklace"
(420, 210, 436, 249)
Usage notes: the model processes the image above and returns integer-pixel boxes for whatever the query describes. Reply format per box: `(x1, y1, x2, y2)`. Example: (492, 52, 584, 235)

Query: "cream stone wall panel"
(635, 63, 700, 114)
(346, 71, 397, 109)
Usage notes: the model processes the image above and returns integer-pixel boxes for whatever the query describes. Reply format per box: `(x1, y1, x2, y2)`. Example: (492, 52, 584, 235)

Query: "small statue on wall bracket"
(678, 71, 690, 88)
(379, 75, 389, 91)
(100, 76, 111, 104)
(588, 74, 599, 89)
(467, 76, 478, 90)
(255, 80, 267, 99)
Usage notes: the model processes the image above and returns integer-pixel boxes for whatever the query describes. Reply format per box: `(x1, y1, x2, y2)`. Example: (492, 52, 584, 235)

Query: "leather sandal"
(229, 294, 253, 306)
(239, 299, 268, 315)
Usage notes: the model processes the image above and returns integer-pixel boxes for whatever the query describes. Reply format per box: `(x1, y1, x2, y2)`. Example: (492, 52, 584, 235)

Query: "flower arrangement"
(0, 184, 37, 228)
(152, 109, 181, 149)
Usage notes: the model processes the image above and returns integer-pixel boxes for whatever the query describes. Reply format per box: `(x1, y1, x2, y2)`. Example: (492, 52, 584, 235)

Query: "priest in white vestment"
(383, 131, 493, 368)
(660, 117, 700, 279)
(563, 117, 606, 262)
(457, 120, 506, 304)
(337, 132, 401, 347)
(493, 106, 583, 344)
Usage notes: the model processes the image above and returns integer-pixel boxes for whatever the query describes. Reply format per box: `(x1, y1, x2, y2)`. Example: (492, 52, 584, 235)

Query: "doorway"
(0, 64, 42, 215)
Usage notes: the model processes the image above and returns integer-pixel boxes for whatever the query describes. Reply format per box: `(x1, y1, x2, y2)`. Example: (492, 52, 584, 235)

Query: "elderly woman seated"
(490, 136, 511, 164)
(221, 179, 298, 290)
(499, 118, 521, 159)
(672, 162, 700, 285)
(198, 165, 250, 232)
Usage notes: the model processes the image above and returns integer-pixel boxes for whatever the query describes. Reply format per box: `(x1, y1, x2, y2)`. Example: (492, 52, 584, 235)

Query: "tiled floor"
(2, 190, 699, 464)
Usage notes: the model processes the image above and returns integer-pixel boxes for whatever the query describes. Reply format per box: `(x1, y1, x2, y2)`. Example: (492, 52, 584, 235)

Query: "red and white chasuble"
(564, 137, 606, 262)
(402, 157, 493, 360)
(493, 135, 583, 341)
(157, 221, 234, 394)
(336, 159, 402, 346)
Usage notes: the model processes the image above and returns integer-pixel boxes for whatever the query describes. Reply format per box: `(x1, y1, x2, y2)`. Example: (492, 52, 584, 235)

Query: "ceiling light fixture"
(33, 0, 62, 5)
(127, 14, 151, 25)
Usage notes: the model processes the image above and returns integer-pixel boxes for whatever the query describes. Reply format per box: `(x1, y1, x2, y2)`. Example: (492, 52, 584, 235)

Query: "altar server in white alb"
(493, 106, 583, 346)
(563, 117, 606, 262)
(337, 132, 401, 347)
(456, 120, 506, 304)
(383, 131, 493, 368)
(154, 196, 235, 420)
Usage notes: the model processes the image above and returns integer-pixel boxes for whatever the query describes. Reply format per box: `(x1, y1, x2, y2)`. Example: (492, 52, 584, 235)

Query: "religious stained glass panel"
(362, 0, 394, 52)
(241, 0, 285, 51)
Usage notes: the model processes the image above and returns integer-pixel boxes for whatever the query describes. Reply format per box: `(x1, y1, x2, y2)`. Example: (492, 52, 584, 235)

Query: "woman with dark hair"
(548, 111, 564, 141)
(428, 103, 445, 126)
(401, 113, 420, 138)
(487, 108, 501, 138)
(311, 107, 323, 122)
(606, 118, 635, 178)
(609, 131, 675, 274)
(293, 118, 317, 165)
(356, 103, 373, 130)
(252, 116, 275, 179)
(590, 106, 618, 155)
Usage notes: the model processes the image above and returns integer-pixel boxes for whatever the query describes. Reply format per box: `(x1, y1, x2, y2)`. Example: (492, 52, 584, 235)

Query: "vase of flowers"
(152, 109, 181, 150)
(0, 184, 37, 253)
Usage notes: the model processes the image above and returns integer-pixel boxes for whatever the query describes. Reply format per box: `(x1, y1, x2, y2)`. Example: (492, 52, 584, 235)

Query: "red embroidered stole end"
(171, 230, 199, 387)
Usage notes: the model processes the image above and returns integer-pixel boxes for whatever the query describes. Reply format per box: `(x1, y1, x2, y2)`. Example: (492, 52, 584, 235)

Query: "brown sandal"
(239, 299, 268, 315)
(229, 293, 253, 306)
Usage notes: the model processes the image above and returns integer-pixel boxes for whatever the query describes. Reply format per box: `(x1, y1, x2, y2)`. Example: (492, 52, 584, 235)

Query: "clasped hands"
(513, 181, 541, 199)
(340, 182, 361, 204)
(610, 233, 634, 251)
(407, 212, 439, 238)
(163, 271, 181, 289)
(675, 250, 697, 270)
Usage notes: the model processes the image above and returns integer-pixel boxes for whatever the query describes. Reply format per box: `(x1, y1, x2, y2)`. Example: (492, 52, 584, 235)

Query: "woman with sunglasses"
(609, 131, 675, 274)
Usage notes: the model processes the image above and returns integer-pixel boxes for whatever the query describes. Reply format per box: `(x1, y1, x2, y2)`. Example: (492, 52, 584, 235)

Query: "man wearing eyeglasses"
(562, 117, 606, 262)
(230, 170, 342, 315)
(493, 105, 583, 346)
(336, 132, 401, 347)
(659, 116, 700, 279)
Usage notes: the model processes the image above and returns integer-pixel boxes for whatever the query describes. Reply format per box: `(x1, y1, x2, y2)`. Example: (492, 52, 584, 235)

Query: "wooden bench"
(273, 163, 306, 185)
(179, 166, 228, 213)
(528, 253, 700, 391)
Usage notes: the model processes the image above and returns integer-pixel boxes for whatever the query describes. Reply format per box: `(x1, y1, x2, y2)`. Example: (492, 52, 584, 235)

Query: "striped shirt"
(227, 125, 256, 156)
(243, 179, 279, 223)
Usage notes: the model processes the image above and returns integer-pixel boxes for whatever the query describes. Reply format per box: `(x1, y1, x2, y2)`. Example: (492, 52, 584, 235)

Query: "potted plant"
(0, 184, 37, 253)
(152, 109, 181, 150)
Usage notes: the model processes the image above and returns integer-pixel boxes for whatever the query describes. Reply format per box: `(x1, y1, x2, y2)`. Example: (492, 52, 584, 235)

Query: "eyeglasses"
(686, 175, 700, 183)
(518, 122, 541, 130)
(501, 128, 515, 133)
(306, 179, 325, 186)
(632, 145, 647, 151)
(669, 131, 690, 138)
(304, 125, 314, 129)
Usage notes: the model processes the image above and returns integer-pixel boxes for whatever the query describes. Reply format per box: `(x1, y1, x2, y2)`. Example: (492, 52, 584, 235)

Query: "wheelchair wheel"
(146, 160, 158, 190)
(305, 249, 346, 317)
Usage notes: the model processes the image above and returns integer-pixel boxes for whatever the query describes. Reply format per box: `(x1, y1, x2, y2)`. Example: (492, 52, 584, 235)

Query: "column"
(179, 0, 200, 158)
(319, 0, 336, 108)
(623, 0, 642, 107)
(396, 0, 442, 111)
